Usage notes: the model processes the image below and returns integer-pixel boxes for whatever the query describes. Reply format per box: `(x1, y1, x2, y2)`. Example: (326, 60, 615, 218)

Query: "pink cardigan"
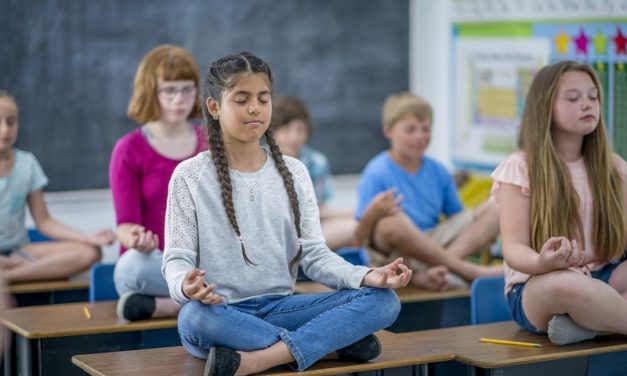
(109, 125, 208, 254)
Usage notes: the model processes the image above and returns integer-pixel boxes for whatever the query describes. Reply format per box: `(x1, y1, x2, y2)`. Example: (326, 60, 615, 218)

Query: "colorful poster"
(615, 62, 627, 159)
(453, 39, 549, 167)
(452, 21, 627, 168)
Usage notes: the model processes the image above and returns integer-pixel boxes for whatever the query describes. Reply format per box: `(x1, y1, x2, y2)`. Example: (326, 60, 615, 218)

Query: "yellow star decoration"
(593, 31, 607, 55)
(618, 62, 625, 72)
(595, 61, 605, 72)
(555, 30, 570, 54)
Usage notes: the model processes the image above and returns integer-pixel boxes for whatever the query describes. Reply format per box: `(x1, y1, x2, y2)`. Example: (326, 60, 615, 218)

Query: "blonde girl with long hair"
(492, 60, 627, 345)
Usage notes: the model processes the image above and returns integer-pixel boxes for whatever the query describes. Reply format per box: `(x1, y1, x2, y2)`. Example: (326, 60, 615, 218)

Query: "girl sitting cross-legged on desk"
(492, 60, 627, 345)
(109, 45, 208, 321)
(162, 52, 411, 376)
(0, 91, 115, 283)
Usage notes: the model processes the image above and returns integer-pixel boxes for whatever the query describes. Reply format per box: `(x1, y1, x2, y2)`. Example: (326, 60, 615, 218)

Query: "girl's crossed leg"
(522, 262, 627, 336)
(178, 287, 400, 374)
(3, 241, 101, 283)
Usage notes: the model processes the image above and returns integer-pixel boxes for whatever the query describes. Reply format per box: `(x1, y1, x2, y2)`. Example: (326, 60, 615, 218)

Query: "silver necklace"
(234, 170, 257, 201)
(231, 149, 265, 202)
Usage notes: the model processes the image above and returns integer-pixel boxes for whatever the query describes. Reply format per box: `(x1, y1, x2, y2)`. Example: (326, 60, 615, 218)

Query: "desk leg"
(3, 329, 12, 376)
(416, 364, 429, 376)
(16, 335, 33, 376)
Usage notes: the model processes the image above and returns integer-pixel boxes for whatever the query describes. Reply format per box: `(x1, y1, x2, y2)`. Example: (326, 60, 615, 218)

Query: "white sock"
(547, 314, 597, 346)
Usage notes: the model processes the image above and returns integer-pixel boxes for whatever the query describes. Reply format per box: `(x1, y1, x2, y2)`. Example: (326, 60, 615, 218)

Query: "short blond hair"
(0, 90, 16, 105)
(381, 92, 432, 130)
(127, 45, 201, 124)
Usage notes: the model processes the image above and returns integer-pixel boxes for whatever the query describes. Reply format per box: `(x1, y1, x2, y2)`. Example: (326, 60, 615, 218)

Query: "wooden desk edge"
(71, 350, 454, 376)
(454, 343, 627, 369)
(9, 279, 90, 294)
(72, 356, 105, 376)
(1, 317, 178, 339)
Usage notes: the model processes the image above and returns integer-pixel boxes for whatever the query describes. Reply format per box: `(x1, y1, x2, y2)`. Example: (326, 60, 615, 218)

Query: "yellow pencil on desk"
(479, 338, 541, 348)
(83, 306, 92, 320)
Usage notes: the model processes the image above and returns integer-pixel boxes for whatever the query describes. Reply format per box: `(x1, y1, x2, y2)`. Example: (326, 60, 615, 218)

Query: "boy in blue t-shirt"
(355, 92, 502, 287)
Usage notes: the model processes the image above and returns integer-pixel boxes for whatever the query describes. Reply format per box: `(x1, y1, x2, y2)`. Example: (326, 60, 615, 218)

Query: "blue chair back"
(89, 262, 119, 302)
(336, 247, 369, 266)
(297, 247, 369, 282)
(28, 228, 53, 242)
(470, 275, 511, 325)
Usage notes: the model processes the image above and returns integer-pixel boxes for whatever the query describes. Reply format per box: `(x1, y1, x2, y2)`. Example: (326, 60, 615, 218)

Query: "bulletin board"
(451, 0, 627, 169)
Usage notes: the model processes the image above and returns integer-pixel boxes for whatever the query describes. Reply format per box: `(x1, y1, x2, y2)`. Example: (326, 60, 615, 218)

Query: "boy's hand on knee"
(362, 257, 412, 289)
(183, 268, 224, 304)
(365, 188, 403, 222)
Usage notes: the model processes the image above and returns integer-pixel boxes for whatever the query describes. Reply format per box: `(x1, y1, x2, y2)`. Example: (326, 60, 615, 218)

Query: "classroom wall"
(410, 0, 452, 169)
(1, 0, 410, 191)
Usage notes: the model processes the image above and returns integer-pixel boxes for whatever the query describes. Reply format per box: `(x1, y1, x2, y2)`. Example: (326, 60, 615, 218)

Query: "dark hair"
(203, 52, 303, 274)
(270, 96, 313, 138)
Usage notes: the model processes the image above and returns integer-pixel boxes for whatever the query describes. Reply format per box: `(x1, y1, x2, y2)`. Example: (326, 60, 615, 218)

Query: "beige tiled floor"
(29, 174, 360, 263)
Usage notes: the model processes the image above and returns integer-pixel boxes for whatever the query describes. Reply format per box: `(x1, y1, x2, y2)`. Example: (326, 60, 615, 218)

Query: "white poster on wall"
(453, 38, 550, 168)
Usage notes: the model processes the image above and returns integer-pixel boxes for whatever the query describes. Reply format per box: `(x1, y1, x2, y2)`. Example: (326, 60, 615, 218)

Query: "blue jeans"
(113, 249, 170, 297)
(177, 287, 400, 371)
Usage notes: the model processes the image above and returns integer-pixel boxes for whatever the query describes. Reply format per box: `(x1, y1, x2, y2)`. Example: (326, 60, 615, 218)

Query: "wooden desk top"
(71, 321, 627, 375)
(1, 301, 177, 339)
(435, 321, 627, 369)
(294, 283, 469, 303)
(8, 279, 89, 294)
(72, 330, 454, 376)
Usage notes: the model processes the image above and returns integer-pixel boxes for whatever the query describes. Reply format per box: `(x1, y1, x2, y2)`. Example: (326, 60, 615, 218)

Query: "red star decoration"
(613, 27, 627, 55)
(573, 28, 590, 55)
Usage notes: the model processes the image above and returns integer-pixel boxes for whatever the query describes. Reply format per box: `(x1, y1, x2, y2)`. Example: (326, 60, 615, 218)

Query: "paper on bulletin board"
(453, 38, 550, 168)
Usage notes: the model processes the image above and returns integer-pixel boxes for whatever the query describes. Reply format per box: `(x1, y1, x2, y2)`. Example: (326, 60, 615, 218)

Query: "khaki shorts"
(367, 209, 475, 273)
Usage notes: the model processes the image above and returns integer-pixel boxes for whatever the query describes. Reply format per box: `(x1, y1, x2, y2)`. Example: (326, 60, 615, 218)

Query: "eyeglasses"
(157, 85, 197, 100)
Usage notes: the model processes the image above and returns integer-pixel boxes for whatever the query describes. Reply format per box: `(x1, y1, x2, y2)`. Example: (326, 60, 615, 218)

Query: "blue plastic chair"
(297, 247, 369, 282)
(470, 275, 511, 325)
(336, 247, 369, 266)
(89, 262, 119, 302)
(27, 228, 53, 242)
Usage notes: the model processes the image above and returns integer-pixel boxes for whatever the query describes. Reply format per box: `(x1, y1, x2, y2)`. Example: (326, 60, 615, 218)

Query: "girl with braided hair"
(162, 52, 412, 376)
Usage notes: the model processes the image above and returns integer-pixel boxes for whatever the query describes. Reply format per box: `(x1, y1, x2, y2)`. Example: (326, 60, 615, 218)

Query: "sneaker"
(116, 292, 156, 321)
(337, 334, 382, 362)
(204, 347, 241, 376)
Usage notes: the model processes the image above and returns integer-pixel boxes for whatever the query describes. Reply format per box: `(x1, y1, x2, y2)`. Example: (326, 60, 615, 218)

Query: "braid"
(265, 128, 303, 276)
(201, 52, 274, 267)
(207, 120, 256, 266)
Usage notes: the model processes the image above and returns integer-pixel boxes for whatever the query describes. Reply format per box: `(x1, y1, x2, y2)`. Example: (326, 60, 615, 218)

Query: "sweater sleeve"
(162, 160, 200, 306)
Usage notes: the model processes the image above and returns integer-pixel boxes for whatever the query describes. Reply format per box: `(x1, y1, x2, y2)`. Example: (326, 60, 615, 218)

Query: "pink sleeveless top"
(491, 151, 627, 293)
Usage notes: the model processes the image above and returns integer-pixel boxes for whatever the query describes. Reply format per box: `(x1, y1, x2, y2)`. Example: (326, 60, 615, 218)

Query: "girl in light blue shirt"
(0, 91, 115, 283)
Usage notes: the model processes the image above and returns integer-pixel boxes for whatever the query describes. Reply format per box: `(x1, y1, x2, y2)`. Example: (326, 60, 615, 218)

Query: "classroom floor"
(29, 174, 360, 263)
